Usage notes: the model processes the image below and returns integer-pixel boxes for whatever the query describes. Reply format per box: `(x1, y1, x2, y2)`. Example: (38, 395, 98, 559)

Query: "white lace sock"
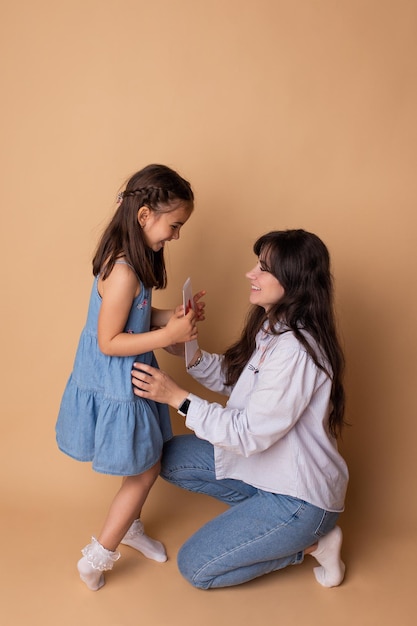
(121, 519, 167, 562)
(311, 526, 345, 588)
(77, 536, 121, 591)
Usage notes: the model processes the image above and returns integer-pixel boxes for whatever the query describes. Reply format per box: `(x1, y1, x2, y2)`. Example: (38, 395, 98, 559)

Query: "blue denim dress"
(55, 273, 172, 476)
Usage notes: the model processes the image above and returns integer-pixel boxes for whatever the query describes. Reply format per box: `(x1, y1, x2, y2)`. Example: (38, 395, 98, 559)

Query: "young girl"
(56, 164, 204, 591)
(131, 229, 349, 590)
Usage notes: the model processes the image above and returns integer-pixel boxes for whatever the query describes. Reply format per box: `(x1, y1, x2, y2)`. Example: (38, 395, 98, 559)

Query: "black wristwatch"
(177, 398, 191, 417)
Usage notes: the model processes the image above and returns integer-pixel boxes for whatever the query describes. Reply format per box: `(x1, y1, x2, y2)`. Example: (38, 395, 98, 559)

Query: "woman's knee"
(161, 435, 189, 474)
(177, 539, 210, 590)
(160, 434, 212, 480)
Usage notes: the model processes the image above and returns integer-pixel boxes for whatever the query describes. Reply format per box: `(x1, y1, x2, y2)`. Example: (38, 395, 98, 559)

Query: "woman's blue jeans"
(160, 435, 340, 589)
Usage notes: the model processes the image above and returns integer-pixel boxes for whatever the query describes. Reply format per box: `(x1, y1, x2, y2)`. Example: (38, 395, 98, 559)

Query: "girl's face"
(138, 203, 192, 252)
(245, 254, 285, 312)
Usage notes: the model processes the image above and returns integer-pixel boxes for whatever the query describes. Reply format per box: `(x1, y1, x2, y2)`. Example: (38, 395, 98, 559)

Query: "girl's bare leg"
(77, 461, 165, 591)
(98, 461, 161, 551)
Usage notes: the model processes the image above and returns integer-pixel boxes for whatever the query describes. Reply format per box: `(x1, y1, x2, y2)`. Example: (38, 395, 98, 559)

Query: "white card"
(182, 277, 199, 368)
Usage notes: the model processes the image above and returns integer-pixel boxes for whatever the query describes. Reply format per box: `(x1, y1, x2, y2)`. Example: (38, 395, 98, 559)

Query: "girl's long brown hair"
(222, 229, 346, 438)
(93, 164, 194, 288)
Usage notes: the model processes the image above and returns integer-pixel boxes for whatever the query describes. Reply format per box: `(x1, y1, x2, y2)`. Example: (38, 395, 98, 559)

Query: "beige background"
(1, 1, 416, 624)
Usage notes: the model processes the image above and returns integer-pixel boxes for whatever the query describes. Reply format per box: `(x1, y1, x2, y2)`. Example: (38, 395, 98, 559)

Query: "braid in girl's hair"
(121, 187, 169, 205)
(93, 164, 194, 288)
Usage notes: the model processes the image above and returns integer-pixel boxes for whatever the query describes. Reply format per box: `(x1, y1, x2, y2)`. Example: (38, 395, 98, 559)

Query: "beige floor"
(1, 441, 414, 626)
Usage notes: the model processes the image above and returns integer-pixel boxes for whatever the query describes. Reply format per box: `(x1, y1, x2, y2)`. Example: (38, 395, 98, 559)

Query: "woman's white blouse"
(185, 327, 349, 512)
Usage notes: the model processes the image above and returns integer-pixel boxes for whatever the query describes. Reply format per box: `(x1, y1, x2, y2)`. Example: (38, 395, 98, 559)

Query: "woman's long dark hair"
(92, 164, 194, 288)
(223, 229, 346, 437)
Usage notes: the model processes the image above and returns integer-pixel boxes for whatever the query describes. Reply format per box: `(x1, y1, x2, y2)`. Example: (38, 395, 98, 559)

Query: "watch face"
(178, 399, 190, 416)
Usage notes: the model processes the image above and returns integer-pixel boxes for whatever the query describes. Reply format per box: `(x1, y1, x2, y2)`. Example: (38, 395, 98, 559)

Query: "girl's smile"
(139, 204, 192, 252)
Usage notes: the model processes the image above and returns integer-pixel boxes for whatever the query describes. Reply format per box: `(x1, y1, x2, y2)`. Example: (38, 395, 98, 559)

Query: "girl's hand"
(131, 363, 187, 409)
(165, 308, 197, 345)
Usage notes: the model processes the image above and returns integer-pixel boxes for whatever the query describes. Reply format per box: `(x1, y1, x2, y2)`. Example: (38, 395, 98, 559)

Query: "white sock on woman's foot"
(311, 526, 345, 587)
(121, 520, 167, 563)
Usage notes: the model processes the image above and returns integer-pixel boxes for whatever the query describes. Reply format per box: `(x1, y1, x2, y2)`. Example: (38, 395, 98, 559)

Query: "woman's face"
(245, 253, 285, 312)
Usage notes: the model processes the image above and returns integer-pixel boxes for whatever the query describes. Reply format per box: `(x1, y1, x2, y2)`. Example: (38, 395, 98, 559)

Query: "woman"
(131, 229, 349, 590)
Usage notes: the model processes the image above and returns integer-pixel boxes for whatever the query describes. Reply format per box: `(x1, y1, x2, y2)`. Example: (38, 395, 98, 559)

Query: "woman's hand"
(163, 342, 186, 357)
(193, 290, 206, 322)
(131, 363, 188, 409)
